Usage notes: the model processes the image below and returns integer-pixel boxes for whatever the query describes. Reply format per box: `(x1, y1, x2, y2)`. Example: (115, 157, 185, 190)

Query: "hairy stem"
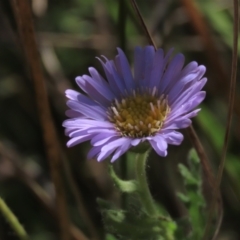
(135, 150, 156, 216)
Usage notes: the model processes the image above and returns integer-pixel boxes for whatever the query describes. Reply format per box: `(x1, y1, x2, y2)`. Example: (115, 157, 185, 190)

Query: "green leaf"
(196, 105, 224, 152)
(105, 234, 117, 240)
(196, 0, 240, 53)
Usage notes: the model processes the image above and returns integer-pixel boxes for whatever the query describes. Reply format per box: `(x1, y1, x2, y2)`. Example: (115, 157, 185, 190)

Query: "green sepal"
(130, 141, 151, 153)
(109, 165, 139, 193)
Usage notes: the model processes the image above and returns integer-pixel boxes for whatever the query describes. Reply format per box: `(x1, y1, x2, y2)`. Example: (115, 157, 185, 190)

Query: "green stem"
(0, 197, 28, 240)
(135, 150, 156, 217)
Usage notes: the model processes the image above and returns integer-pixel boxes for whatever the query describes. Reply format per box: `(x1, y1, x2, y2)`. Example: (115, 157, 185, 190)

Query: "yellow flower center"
(107, 88, 170, 137)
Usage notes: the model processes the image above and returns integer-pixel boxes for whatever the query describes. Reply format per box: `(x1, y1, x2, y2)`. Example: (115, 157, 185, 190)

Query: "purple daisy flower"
(63, 46, 207, 162)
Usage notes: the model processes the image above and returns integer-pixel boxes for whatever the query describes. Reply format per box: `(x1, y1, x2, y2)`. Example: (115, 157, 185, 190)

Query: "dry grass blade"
(186, 126, 216, 192)
(10, 1, 71, 239)
(118, 0, 127, 51)
(130, 0, 157, 48)
(203, 0, 239, 239)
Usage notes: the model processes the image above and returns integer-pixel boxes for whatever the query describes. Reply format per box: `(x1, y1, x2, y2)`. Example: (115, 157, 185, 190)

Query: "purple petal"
(87, 146, 102, 159)
(161, 131, 184, 145)
(180, 92, 206, 112)
(67, 100, 106, 120)
(91, 132, 118, 146)
(172, 91, 206, 114)
(69, 129, 89, 138)
(110, 139, 132, 162)
(148, 48, 164, 88)
(131, 138, 142, 146)
(149, 139, 168, 157)
(66, 88, 107, 113)
(97, 148, 116, 162)
(152, 135, 168, 151)
(159, 53, 185, 94)
(82, 75, 114, 102)
(65, 109, 83, 118)
(170, 77, 207, 111)
(168, 67, 206, 104)
(76, 76, 113, 106)
(101, 137, 130, 153)
(97, 137, 131, 161)
(179, 61, 198, 77)
(97, 57, 125, 96)
(65, 89, 80, 100)
(87, 127, 117, 135)
(67, 135, 92, 147)
(63, 119, 113, 128)
(166, 109, 201, 124)
(139, 46, 156, 87)
(95, 136, 125, 161)
(116, 48, 135, 91)
(88, 67, 108, 85)
(164, 118, 192, 130)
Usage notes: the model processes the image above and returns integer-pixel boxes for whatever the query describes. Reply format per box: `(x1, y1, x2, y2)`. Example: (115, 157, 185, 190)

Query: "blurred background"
(0, 0, 239, 239)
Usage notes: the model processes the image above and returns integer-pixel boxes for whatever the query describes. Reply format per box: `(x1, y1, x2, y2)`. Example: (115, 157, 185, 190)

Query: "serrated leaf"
(178, 164, 198, 186)
(177, 192, 190, 203)
(105, 234, 117, 240)
(176, 149, 206, 240)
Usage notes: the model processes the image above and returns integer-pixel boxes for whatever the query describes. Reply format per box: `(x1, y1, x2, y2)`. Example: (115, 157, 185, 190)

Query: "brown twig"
(10, 1, 71, 239)
(38, 32, 117, 49)
(203, 0, 239, 239)
(186, 126, 215, 191)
